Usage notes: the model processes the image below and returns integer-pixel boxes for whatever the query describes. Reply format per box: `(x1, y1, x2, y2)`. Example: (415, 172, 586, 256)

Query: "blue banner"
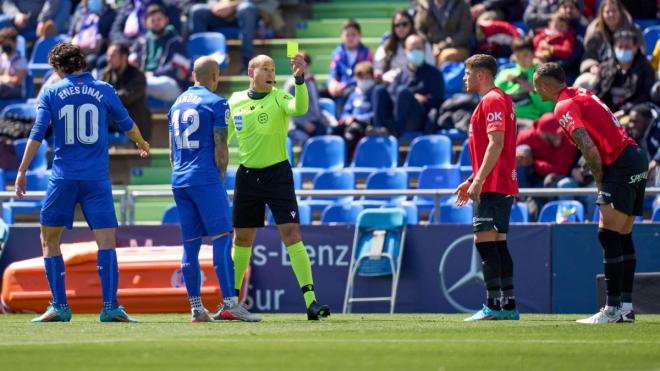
(551, 224, 660, 313)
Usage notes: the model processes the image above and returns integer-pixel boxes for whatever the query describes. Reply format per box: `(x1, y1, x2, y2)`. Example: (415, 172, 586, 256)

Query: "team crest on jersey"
(258, 112, 269, 124)
(283, 94, 292, 100)
(234, 115, 244, 131)
(224, 109, 230, 123)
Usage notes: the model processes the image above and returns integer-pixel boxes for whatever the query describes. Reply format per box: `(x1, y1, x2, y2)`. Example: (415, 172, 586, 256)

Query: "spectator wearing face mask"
(593, 29, 654, 112)
(0, 27, 27, 99)
(338, 61, 377, 154)
(130, 4, 190, 102)
(372, 33, 444, 137)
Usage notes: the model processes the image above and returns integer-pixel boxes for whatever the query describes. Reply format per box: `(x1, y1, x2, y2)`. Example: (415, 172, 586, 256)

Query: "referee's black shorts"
(233, 160, 300, 228)
(472, 192, 514, 233)
(596, 144, 648, 216)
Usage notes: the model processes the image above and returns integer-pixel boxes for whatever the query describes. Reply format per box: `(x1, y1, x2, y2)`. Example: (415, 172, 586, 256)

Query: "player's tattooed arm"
(571, 128, 603, 188)
(214, 127, 229, 181)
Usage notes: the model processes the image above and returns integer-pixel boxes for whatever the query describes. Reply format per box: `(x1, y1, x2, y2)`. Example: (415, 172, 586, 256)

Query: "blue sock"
(97, 249, 118, 311)
(182, 238, 202, 306)
(213, 234, 237, 301)
(44, 256, 67, 308)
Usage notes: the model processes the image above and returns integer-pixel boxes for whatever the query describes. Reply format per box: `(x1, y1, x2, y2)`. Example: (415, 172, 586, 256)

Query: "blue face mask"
(87, 0, 104, 14)
(615, 48, 634, 64)
(406, 49, 424, 67)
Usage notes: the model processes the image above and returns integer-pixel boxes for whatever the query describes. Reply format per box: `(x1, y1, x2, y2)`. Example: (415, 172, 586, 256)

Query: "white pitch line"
(1, 338, 660, 347)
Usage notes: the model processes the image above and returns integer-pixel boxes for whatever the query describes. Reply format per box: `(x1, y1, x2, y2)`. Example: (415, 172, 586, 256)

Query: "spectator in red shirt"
(516, 112, 577, 188)
(533, 12, 576, 63)
(534, 62, 648, 324)
(454, 54, 519, 322)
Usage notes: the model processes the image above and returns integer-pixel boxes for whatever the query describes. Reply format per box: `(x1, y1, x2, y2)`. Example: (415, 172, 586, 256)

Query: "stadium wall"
(1, 224, 658, 313)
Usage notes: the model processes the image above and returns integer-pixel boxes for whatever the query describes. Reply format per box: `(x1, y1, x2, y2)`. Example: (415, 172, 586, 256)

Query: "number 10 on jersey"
(171, 109, 200, 149)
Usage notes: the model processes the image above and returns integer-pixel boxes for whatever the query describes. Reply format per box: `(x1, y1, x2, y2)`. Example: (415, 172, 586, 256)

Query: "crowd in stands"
(1, 0, 660, 223)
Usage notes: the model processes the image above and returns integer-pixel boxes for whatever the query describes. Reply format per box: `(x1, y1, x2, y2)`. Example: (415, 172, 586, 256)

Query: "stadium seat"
(320, 203, 364, 224)
(4, 139, 49, 182)
(592, 205, 642, 223)
(306, 169, 355, 214)
(1, 102, 37, 120)
(456, 139, 472, 180)
(437, 128, 468, 143)
(187, 32, 228, 70)
(161, 204, 180, 225)
(108, 132, 131, 146)
(412, 166, 462, 213)
(510, 202, 530, 223)
(403, 135, 452, 179)
(0, 169, 5, 191)
(441, 62, 465, 99)
(343, 208, 407, 314)
(287, 136, 294, 166)
(381, 201, 418, 225)
(643, 25, 660, 58)
(2, 170, 50, 224)
(147, 96, 175, 111)
(349, 135, 398, 180)
(429, 197, 473, 224)
(28, 34, 69, 77)
(357, 168, 408, 208)
(652, 208, 660, 222)
(224, 168, 237, 190)
(318, 97, 337, 118)
(268, 201, 311, 225)
(296, 135, 346, 182)
(538, 200, 585, 223)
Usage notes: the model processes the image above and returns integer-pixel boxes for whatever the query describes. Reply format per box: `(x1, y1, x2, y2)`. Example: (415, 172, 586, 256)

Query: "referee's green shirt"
(227, 83, 308, 169)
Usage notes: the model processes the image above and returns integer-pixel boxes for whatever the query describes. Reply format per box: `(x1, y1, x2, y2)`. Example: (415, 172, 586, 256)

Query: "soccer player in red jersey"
(454, 55, 520, 321)
(534, 62, 648, 324)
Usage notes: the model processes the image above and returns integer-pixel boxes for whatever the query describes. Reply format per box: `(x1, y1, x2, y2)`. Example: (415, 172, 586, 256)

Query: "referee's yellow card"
(287, 41, 299, 58)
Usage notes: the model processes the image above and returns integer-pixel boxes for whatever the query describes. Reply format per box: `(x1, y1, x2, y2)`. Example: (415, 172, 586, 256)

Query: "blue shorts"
(41, 178, 118, 230)
(172, 183, 232, 241)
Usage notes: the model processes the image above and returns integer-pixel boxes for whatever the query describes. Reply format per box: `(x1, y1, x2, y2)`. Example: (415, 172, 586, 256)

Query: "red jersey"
(468, 87, 519, 195)
(554, 87, 636, 166)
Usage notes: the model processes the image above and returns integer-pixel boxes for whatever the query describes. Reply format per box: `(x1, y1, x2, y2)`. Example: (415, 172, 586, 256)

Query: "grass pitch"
(1, 314, 660, 370)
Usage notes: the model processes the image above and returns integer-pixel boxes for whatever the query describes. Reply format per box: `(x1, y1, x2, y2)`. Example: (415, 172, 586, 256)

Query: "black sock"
(620, 233, 636, 304)
(497, 240, 516, 310)
(476, 241, 502, 311)
(598, 228, 623, 308)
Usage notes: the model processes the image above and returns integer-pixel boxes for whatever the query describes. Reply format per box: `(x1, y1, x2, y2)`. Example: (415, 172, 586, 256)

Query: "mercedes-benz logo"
(438, 234, 484, 313)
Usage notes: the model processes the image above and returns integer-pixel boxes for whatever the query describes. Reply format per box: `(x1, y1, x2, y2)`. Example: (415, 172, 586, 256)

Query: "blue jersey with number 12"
(29, 73, 134, 181)
(169, 86, 229, 188)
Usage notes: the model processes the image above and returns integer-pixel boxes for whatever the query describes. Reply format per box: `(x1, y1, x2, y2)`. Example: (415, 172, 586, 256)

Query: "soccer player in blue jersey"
(15, 43, 150, 323)
(169, 56, 260, 322)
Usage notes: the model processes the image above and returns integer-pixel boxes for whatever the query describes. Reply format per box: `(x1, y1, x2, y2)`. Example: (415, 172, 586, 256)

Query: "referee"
(227, 54, 330, 320)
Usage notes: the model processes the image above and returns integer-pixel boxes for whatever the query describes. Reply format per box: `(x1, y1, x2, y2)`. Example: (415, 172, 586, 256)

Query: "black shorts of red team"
(473, 193, 515, 233)
(233, 160, 300, 228)
(597, 145, 648, 216)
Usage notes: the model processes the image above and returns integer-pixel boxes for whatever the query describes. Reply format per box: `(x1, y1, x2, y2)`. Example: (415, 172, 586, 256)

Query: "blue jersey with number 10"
(169, 86, 229, 188)
(29, 73, 134, 181)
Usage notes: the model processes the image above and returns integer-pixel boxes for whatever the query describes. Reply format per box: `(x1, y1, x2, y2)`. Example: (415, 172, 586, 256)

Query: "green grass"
(1, 314, 660, 370)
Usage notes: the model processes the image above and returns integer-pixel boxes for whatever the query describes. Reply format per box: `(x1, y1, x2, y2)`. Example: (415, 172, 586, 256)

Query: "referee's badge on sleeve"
(234, 115, 244, 131)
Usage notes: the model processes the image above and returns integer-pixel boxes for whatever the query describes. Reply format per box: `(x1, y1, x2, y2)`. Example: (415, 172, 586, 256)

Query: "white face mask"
(356, 78, 374, 92)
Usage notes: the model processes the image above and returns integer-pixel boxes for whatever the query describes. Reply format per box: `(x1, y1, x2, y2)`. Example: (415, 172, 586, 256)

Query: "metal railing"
(2, 188, 659, 225)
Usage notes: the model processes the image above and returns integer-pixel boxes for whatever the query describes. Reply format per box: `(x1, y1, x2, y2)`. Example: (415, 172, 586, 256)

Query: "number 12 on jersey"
(171, 109, 200, 149)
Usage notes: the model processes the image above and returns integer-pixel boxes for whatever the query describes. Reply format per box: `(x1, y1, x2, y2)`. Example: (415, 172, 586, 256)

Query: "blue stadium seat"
(403, 135, 452, 179)
(147, 96, 175, 111)
(636, 19, 660, 32)
(643, 25, 660, 58)
(224, 168, 237, 190)
(381, 201, 418, 225)
(457, 139, 472, 179)
(652, 208, 660, 222)
(296, 135, 345, 182)
(161, 204, 180, 225)
(306, 169, 354, 214)
(318, 97, 336, 118)
(349, 135, 398, 180)
(4, 139, 49, 182)
(187, 32, 228, 70)
(538, 200, 585, 223)
(441, 62, 465, 100)
(2, 170, 50, 224)
(592, 205, 642, 223)
(357, 168, 408, 208)
(321, 203, 363, 224)
(412, 166, 462, 213)
(213, 27, 241, 39)
(28, 34, 69, 77)
(108, 132, 130, 146)
(1, 102, 37, 119)
(510, 202, 529, 223)
(287, 136, 294, 166)
(0, 169, 5, 191)
(429, 197, 473, 224)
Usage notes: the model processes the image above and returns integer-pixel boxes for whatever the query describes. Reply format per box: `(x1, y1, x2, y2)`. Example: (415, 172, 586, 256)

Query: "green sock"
(232, 244, 252, 294)
(286, 241, 317, 308)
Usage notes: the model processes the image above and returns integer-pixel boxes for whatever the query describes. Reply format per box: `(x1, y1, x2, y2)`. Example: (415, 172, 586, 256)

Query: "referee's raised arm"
(285, 54, 309, 116)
